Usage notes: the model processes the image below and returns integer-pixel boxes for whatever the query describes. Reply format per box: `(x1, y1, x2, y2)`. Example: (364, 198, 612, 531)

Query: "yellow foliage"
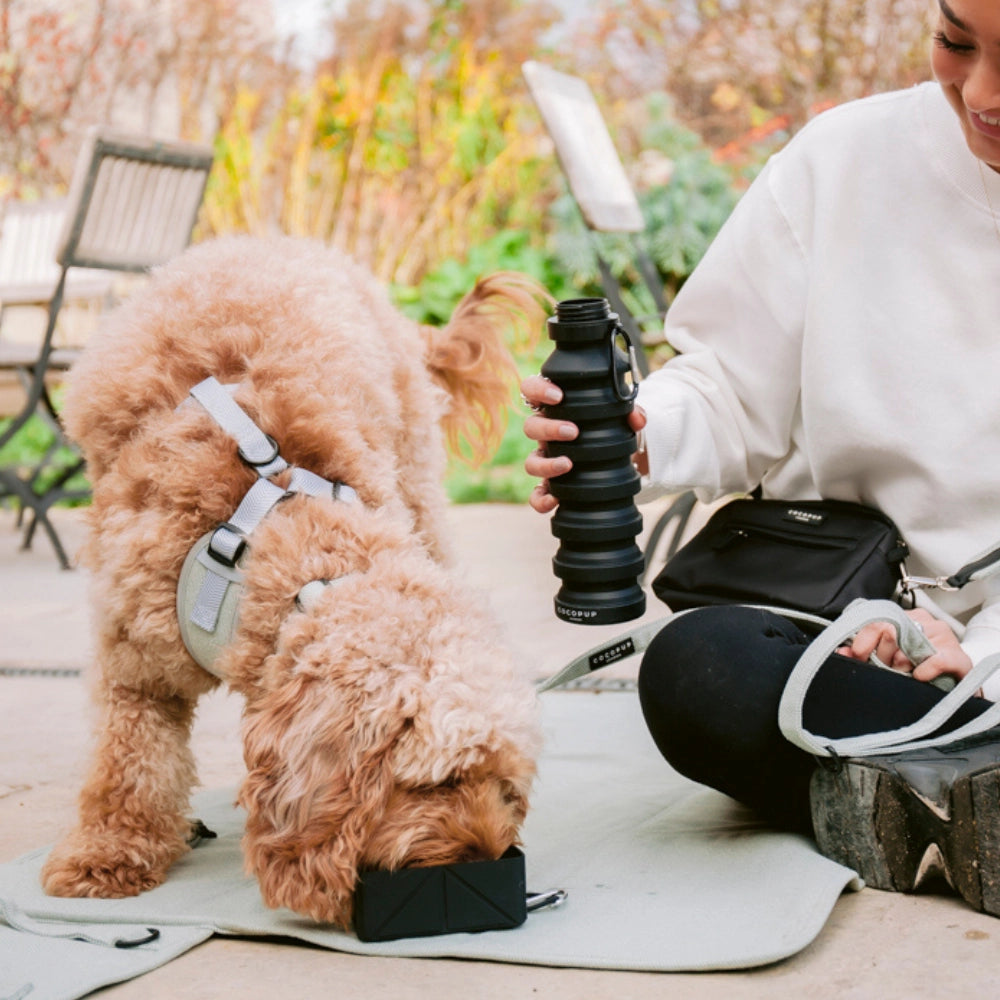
(202, 33, 550, 286)
(710, 81, 744, 113)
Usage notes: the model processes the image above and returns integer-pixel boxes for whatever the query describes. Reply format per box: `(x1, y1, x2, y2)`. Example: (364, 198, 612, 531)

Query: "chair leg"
(641, 491, 698, 585)
(24, 507, 74, 570)
(11, 446, 88, 566)
(0, 268, 86, 569)
(0, 468, 76, 570)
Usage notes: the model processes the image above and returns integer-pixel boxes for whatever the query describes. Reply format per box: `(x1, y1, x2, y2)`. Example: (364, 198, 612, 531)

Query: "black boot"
(810, 731, 1000, 916)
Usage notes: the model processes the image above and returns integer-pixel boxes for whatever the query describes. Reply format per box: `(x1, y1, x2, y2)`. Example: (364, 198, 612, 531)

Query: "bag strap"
(778, 598, 1000, 757)
(904, 540, 1000, 594)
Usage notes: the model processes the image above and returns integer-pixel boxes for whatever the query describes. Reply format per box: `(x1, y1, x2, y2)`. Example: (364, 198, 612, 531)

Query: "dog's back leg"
(41, 670, 201, 898)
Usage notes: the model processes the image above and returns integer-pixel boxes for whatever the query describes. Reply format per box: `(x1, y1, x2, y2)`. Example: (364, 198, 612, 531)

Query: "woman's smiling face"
(931, 0, 1000, 171)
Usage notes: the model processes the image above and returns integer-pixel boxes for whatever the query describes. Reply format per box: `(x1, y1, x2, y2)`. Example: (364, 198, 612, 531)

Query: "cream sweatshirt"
(637, 83, 1000, 697)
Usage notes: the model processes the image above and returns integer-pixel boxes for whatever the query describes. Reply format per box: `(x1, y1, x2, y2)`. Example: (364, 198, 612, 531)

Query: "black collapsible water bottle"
(542, 298, 646, 625)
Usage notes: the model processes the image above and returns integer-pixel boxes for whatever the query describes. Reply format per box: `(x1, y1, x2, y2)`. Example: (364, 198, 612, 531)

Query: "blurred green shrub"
(391, 229, 565, 504)
(0, 413, 89, 503)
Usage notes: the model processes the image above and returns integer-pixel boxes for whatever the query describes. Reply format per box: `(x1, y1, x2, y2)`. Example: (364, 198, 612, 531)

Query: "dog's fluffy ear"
(238, 673, 403, 927)
(423, 272, 550, 465)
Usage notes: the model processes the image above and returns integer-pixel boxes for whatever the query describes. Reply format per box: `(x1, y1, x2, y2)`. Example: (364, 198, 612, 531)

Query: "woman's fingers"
(529, 481, 560, 514)
(524, 446, 571, 479)
(521, 376, 578, 513)
(842, 622, 900, 665)
(520, 374, 562, 408)
(837, 608, 973, 683)
(523, 413, 578, 445)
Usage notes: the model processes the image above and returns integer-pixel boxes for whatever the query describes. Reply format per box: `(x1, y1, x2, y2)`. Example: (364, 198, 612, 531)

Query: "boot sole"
(810, 746, 1000, 916)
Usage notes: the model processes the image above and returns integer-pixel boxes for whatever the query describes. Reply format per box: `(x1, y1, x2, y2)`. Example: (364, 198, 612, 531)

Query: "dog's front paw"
(41, 832, 184, 899)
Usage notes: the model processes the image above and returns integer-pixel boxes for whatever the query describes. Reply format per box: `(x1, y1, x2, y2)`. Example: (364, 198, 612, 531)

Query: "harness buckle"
(208, 522, 247, 568)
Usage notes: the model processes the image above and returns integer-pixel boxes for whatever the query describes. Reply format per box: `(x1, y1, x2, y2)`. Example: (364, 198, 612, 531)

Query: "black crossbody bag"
(537, 498, 1000, 694)
(650, 497, 911, 619)
(651, 494, 1000, 619)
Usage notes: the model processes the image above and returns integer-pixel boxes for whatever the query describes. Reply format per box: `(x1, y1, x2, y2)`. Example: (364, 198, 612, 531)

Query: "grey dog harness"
(177, 377, 358, 678)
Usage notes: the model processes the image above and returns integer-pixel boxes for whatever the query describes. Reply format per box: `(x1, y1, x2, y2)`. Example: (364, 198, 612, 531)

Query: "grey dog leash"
(534, 616, 681, 693)
(779, 598, 1000, 757)
(540, 598, 1000, 760)
(535, 604, 861, 693)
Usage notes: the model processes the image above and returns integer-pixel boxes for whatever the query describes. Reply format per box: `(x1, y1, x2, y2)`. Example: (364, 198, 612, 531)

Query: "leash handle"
(779, 598, 1000, 757)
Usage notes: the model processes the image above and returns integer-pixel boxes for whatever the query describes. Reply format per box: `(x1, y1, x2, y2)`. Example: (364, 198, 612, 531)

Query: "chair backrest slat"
(58, 127, 214, 273)
(0, 199, 110, 305)
(0, 201, 66, 291)
(0, 126, 213, 314)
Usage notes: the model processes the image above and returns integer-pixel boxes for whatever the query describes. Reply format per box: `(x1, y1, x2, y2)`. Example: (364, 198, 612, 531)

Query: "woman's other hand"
(836, 607, 974, 684)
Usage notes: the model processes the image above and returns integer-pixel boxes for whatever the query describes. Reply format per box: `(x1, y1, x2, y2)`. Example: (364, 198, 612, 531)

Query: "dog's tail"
(423, 272, 550, 465)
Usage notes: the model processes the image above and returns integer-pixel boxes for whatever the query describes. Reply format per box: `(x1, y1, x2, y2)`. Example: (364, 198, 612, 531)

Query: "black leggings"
(637, 606, 992, 832)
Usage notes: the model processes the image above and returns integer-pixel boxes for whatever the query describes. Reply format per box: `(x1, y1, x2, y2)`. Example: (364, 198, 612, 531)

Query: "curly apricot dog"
(41, 236, 545, 927)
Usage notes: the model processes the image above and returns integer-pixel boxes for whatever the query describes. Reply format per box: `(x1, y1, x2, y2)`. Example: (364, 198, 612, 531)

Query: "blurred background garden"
(0, 0, 935, 503)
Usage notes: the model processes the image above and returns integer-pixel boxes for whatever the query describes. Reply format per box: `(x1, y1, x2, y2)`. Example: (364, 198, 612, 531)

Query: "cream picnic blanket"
(0, 691, 860, 1000)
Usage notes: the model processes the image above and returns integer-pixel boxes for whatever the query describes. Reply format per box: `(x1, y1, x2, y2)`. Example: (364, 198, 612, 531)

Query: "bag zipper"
(713, 524, 858, 552)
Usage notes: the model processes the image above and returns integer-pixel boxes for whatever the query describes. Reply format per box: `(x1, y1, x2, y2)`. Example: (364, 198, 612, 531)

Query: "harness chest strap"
(189, 376, 288, 478)
(190, 472, 350, 633)
(178, 377, 358, 677)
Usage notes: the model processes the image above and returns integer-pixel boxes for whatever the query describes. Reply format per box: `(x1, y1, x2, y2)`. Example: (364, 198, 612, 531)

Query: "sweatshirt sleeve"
(958, 577, 1000, 702)
(637, 156, 810, 503)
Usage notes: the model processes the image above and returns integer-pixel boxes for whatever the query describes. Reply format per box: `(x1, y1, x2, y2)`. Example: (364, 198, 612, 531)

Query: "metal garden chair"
(0, 127, 215, 568)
